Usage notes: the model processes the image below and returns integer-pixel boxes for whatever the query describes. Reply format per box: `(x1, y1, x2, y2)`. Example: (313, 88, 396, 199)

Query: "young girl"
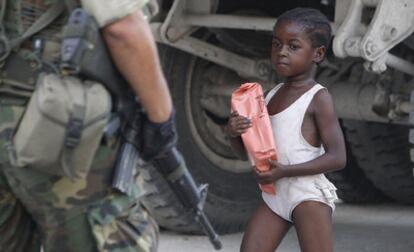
(227, 8, 346, 252)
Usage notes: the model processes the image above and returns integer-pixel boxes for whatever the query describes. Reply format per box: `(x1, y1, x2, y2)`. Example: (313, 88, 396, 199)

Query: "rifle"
(61, 8, 222, 250)
(115, 103, 222, 250)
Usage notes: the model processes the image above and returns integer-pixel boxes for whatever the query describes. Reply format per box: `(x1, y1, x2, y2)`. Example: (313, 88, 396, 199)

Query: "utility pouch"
(0, 53, 39, 105)
(60, 8, 127, 98)
(9, 73, 111, 179)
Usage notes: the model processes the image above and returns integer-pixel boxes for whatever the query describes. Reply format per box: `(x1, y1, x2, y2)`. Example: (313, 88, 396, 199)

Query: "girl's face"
(271, 20, 324, 80)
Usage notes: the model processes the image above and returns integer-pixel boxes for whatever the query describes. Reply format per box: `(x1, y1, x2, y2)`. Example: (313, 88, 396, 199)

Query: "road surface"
(159, 203, 414, 252)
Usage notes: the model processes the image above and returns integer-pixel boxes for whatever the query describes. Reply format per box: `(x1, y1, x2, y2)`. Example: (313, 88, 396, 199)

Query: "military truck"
(138, 0, 414, 233)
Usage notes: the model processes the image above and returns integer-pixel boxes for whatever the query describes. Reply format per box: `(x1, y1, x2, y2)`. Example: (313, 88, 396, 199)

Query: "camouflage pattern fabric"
(0, 0, 160, 250)
(3, 0, 66, 41)
(0, 163, 41, 252)
(0, 105, 40, 252)
(0, 105, 159, 252)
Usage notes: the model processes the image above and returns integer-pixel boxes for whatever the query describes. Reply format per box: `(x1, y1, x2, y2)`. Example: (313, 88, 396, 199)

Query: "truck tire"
(326, 161, 389, 203)
(138, 44, 260, 234)
(326, 122, 389, 203)
(138, 161, 201, 233)
(342, 120, 414, 204)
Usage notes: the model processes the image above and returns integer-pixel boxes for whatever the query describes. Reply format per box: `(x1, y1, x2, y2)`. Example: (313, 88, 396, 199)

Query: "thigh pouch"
(6, 73, 111, 179)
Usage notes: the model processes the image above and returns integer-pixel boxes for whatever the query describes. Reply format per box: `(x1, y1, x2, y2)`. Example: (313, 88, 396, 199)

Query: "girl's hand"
(227, 111, 252, 137)
(254, 159, 287, 184)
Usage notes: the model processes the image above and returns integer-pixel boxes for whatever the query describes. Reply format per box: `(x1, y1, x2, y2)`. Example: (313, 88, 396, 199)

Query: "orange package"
(231, 82, 277, 195)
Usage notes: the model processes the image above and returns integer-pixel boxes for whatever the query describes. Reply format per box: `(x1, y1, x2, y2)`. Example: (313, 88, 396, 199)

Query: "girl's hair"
(275, 8, 332, 49)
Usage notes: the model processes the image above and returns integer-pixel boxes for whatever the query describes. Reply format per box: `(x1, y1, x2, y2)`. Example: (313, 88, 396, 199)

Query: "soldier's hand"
(227, 111, 252, 138)
(138, 110, 177, 161)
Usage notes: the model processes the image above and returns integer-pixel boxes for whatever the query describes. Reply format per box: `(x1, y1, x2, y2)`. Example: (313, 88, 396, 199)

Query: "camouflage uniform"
(0, 0, 158, 251)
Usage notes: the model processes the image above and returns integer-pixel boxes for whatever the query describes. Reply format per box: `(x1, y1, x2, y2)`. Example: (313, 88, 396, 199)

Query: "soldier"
(0, 0, 174, 251)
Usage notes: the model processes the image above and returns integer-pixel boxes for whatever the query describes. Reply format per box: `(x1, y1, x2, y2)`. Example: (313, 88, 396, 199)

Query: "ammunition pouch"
(0, 53, 39, 105)
(7, 73, 111, 179)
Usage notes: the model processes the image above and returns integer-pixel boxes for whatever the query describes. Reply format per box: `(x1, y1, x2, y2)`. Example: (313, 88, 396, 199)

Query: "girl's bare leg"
(240, 200, 291, 252)
(292, 201, 333, 252)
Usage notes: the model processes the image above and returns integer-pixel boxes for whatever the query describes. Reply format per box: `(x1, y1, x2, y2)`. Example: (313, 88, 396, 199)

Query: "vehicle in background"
(138, 0, 414, 234)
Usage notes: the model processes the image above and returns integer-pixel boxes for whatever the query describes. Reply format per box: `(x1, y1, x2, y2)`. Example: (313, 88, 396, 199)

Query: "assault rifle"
(60, 8, 222, 250)
(114, 100, 222, 250)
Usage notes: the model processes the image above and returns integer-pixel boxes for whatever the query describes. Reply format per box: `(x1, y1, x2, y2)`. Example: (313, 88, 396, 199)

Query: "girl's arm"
(229, 90, 269, 161)
(227, 111, 252, 161)
(254, 89, 346, 184)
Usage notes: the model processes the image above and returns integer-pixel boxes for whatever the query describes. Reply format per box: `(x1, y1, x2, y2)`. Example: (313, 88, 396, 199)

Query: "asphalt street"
(159, 203, 414, 252)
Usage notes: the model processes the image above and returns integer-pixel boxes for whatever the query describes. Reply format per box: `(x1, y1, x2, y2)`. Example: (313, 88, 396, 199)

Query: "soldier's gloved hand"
(138, 110, 178, 161)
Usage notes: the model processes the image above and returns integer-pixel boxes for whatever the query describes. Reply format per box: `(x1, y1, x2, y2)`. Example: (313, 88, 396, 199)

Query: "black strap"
(10, 2, 66, 49)
(0, 1, 66, 62)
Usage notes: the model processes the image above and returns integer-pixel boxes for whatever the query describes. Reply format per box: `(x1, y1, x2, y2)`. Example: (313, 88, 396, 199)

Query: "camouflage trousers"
(0, 103, 159, 252)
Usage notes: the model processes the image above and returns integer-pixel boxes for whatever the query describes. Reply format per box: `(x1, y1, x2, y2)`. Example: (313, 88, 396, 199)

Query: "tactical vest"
(0, 1, 113, 180)
(3, 0, 65, 43)
(0, 0, 73, 105)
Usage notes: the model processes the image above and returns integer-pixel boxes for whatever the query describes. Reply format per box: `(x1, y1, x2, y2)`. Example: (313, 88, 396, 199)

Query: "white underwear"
(262, 175, 338, 222)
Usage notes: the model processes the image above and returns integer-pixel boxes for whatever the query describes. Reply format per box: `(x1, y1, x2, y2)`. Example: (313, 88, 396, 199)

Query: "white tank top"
(265, 83, 326, 166)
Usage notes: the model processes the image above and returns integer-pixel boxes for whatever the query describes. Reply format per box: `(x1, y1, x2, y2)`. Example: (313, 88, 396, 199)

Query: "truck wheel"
(326, 121, 389, 203)
(137, 161, 201, 233)
(342, 120, 414, 204)
(138, 44, 260, 234)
